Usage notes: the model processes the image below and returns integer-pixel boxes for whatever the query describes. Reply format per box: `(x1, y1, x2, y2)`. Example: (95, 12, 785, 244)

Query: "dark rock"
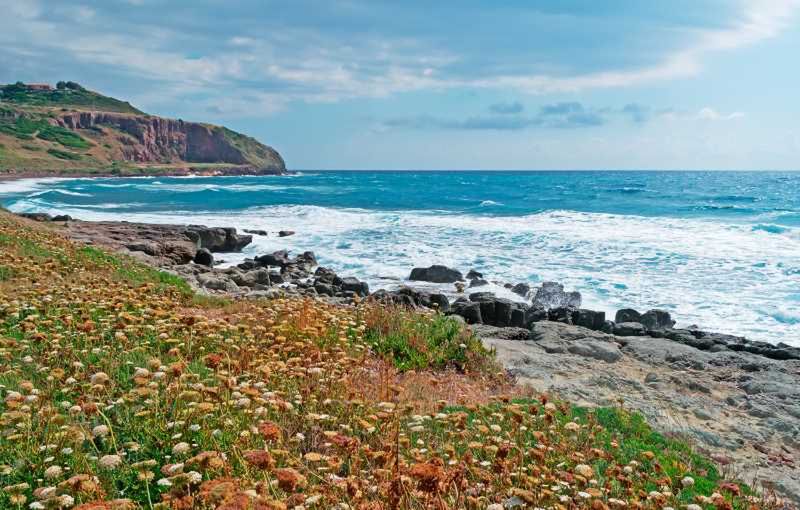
(186, 226, 252, 252)
(469, 278, 489, 287)
(532, 282, 581, 309)
(314, 282, 335, 296)
(601, 320, 615, 334)
(52, 214, 73, 222)
(511, 283, 530, 297)
(314, 266, 338, 284)
(614, 322, 647, 336)
(233, 268, 271, 287)
(19, 212, 53, 222)
(255, 250, 291, 267)
(466, 269, 483, 279)
(510, 307, 526, 328)
(573, 309, 606, 331)
(450, 301, 482, 324)
(615, 308, 641, 323)
(409, 265, 464, 283)
(194, 248, 214, 267)
(524, 306, 548, 327)
(278, 230, 296, 237)
(339, 276, 369, 296)
(244, 229, 268, 236)
(548, 306, 576, 324)
(469, 292, 495, 302)
(640, 309, 676, 330)
(494, 298, 514, 327)
(427, 293, 450, 313)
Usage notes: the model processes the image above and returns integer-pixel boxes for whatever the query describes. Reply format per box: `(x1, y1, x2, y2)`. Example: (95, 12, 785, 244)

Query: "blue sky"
(1, 0, 799, 170)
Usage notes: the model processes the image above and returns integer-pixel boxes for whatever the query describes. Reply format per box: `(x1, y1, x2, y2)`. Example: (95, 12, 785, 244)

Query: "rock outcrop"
(54, 112, 285, 172)
(409, 265, 464, 283)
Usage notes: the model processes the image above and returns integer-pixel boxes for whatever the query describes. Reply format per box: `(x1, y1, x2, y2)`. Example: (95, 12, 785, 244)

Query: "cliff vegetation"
(0, 82, 285, 176)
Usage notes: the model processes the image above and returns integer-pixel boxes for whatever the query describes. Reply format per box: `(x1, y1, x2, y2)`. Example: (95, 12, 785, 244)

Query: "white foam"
(4, 194, 799, 346)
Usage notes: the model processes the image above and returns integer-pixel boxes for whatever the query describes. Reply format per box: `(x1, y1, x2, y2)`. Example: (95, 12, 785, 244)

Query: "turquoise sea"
(2, 170, 799, 345)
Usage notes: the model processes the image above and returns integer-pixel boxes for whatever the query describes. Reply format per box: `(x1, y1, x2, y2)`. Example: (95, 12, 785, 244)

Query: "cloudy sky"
(1, 0, 799, 169)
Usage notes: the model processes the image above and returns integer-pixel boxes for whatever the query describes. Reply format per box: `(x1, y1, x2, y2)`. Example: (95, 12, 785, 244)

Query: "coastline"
(0, 164, 288, 183)
(7, 209, 800, 503)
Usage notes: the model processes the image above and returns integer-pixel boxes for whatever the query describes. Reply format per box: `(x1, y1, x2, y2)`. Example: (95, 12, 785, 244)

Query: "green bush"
(47, 148, 82, 160)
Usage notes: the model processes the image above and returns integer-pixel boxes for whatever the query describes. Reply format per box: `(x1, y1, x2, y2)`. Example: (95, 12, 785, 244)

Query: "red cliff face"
(53, 112, 284, 171)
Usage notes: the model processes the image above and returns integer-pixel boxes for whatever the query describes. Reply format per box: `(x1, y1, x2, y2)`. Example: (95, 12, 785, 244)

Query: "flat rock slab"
(478, 321, 800, 505)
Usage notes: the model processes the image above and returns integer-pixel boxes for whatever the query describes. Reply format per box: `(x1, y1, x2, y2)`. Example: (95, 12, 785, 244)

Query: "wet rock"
(511, 282, 530, 297)
(244, 229, 268, 236)
(450, 300, 482, 324)
(278, 230, 295, 237)
(194, 248, 214, 267)
(469, 278, 489, 287)
(532, 282, 581, 309)
(185, 226, 252, 252)
(409, 264, 464, 283)
(615, 308, 641, 323)
(339, 276, 369, 296)
(640, 309, 676, 330)
(572, 309, 607, 331)
(52, 214, 73, 222)
(466, 269, 483, 280)
(255, 250, 291, 267)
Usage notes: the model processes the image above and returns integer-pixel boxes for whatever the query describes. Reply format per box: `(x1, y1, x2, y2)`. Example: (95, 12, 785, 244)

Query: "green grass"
(362, 306, 491, 371)
(0, 116, 90, 149)
(77, 246, 192, 296)
(0, 265, 13, 281)
(0, 82, 143, 114)
(47, 148, 82, 160)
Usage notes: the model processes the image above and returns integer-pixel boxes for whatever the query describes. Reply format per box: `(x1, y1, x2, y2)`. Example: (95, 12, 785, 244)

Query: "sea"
(1, 170, 799, 347)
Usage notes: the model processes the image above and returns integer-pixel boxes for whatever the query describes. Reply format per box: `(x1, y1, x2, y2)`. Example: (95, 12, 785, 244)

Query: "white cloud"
(696, 107, 746, 121)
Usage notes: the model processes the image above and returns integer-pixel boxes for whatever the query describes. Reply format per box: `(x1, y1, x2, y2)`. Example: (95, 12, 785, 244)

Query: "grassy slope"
(0, 211, 765, 509)
(0, 83, 282, 174)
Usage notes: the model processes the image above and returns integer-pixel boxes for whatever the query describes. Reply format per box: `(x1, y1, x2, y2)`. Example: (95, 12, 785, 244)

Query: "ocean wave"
(752, 223, 788, 234)
(479, 200, 503, 207)
(28, 189, 93, 197)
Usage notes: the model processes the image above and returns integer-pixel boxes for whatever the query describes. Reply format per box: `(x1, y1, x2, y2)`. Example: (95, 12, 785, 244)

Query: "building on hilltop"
(25, 83, 53, 91)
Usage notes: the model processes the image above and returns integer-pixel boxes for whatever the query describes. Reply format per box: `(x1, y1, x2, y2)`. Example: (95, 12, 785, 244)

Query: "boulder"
(244, 229, 268, 236)
(409, 265, 464, 283)
(532, 282, 581, 309)
(466, 269, 484, 280)
(339, 276, 369, 296)
(573, 309, 606, 331)
(615, 308, 641, 324)
(52, 214, 73, 222)
(255, 250, 291, 267)
(469, 278, 489, 287)
(452, 301, 482, 324)
(278, 230, 296, 237)
(19, 212, 53, 222)
(194, 248, 214, 267)
(197, 273, 239, 293)
(640, 309, 676, 330)
(186, 226, 252, 252)
(511, 282, 530, 298)
(614, 322, 647, 337)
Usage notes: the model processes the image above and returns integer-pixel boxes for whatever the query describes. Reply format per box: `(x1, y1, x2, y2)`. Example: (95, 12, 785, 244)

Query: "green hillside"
(0, 81, 143, 114)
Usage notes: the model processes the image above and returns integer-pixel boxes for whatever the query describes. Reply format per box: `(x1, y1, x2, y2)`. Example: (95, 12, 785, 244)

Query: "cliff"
(0, 81, 286, 175)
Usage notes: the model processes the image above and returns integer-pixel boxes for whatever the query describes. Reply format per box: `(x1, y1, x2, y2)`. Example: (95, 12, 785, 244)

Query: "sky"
(1, 0, 799, 170)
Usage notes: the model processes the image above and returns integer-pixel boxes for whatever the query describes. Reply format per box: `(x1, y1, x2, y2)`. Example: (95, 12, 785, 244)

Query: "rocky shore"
(21, 212, 800, 503)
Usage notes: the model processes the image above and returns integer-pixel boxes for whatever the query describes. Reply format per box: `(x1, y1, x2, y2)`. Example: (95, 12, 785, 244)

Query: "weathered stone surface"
(194, 248, 214, 266)
(567, 341, 623, 363)
(639, 309, 676, 330)
(409, 264, 464, 283)
(532, 282, 581, 309)
(615, 308, 641, 323)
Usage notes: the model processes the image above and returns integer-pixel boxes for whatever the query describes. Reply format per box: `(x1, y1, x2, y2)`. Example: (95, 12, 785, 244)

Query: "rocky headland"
(21, 212, 800, 503)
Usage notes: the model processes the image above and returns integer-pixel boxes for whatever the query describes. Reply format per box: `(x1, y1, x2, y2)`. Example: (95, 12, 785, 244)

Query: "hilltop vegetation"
(0, 82, 285, 175)
(0, 81, 142, 115)
(0, 210, 770, 509)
